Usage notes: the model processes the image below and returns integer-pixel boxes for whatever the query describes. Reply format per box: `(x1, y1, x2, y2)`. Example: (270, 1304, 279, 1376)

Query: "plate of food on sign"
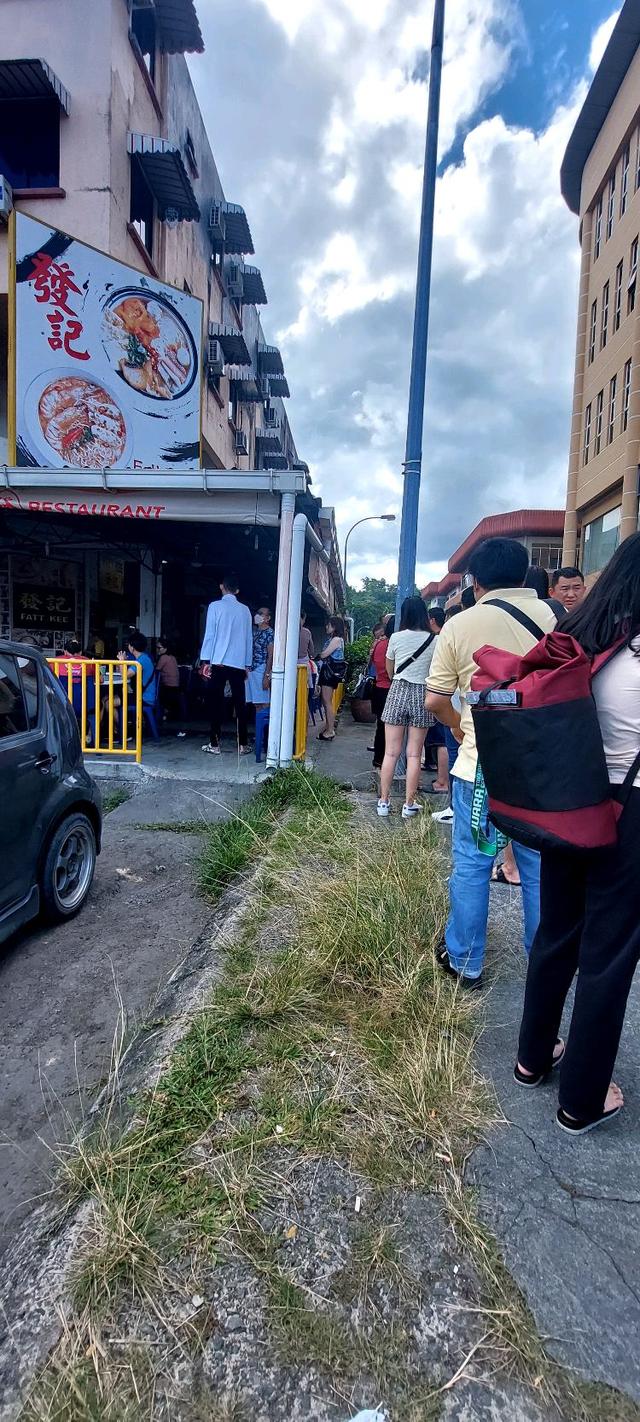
(101, 288, 199, 401)
(23, 368, 132, 470)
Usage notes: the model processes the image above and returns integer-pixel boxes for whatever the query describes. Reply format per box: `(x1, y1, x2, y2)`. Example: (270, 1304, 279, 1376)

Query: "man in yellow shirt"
(426, 538, 556, 986)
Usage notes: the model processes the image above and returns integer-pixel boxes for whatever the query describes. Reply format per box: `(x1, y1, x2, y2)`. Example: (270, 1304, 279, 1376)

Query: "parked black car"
(0, 642, 102, 946)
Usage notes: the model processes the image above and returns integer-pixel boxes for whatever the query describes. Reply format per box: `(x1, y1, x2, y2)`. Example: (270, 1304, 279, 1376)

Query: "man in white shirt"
(200, 574, 253, 754)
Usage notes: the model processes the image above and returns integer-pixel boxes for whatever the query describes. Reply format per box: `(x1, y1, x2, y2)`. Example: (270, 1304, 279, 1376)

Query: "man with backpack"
(425, 537, 556, 985)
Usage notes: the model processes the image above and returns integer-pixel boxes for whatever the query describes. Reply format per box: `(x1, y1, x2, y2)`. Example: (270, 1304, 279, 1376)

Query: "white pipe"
(266, 491, 296, 767)
(279, 513, 307, 768)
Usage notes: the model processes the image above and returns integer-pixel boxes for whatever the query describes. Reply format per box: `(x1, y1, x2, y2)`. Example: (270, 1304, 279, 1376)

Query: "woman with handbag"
(318, 616, 347, 740)
(370, 616, 394, 768)
(378, 598, 437, 818)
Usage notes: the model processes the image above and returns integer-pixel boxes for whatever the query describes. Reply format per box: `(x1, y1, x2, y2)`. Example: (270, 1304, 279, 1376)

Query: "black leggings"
(518, 788, 640, 1119)
(370, 686, 388, 766)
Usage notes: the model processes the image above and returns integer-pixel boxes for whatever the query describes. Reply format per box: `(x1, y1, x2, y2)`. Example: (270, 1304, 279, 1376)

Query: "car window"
(0, 654, 28, 739)
(17, 656, 40, 728)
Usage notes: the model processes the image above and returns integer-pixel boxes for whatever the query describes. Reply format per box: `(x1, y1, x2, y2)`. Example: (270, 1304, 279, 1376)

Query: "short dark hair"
(468, 537, 529, 591)
(461, 586, 476, 610)
(221, 573, 239, 594)
(128, 630, 147, 653)
(428, 605, 445, 629)
(551, 566, 584, 589)
(525, 566, 550, 598)
(399, 596, 429, 632)
(63, 638, 82, 656)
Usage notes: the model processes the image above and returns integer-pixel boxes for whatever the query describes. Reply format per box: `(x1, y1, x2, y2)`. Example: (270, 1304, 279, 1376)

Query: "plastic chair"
(142, 671, 161, 742)
(255, 706, 270, 762)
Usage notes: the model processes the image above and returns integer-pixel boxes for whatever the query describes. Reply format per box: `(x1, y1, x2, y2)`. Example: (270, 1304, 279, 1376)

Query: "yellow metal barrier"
(333, 680, 345, 715)
(294, 662, 309, 761)
(48, 659, 143, 763)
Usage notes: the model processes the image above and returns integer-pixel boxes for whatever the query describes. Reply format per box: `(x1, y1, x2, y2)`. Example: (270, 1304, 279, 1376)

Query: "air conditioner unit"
(209, 202, 225, 247)
(264, 406, 278, 428)
(235, 429, 248, 455)
(206, 338, 225, 376)
(0, 175, 13, 225)
(226, 261, 244, 300)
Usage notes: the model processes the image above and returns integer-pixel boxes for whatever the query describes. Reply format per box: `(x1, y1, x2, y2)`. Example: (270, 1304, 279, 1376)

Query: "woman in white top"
(378, 597, 438, 819)
(517, 534, 640, 1136)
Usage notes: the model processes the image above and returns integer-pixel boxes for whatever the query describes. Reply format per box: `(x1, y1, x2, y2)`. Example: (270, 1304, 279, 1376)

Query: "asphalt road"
(0, 792, 215, 1256)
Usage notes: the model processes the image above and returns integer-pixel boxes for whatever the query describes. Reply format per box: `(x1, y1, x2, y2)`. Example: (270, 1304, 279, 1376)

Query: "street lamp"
(343, 514, 396, 591)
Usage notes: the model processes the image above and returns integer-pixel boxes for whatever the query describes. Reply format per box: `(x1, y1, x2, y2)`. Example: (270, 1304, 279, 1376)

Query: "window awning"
(154, 0, 204, 54)
(228, 368, 262, 402)
(268, 373, 290, 399)
(222, 202, 254, 255)
(127, 132, 199, 221)
(0, 58, 70, 114)
(262, 452, 289, 470)
(242, 265, 267, 305)
(255, 422, 283, 448)
(258, 344, 285, 377)
(209, 324, 251, 366)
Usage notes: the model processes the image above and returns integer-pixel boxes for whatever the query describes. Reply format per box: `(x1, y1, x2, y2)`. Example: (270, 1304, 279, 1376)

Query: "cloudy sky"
(190, 1, 620, 588)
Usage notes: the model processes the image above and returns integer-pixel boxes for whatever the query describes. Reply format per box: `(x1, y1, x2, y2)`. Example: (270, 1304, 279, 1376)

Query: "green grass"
(101, 787, 131, 815)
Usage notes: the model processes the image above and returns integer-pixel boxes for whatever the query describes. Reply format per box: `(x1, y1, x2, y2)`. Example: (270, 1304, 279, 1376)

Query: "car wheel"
(41, 813, 97, 922)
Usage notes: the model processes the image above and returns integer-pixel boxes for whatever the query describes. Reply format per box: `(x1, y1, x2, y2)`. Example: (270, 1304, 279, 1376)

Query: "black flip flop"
(513, 1040, 565, 1088)
(556, 1104, 622, 1135)
(436, 945, 483, 991)
(492, 865, 521, 887)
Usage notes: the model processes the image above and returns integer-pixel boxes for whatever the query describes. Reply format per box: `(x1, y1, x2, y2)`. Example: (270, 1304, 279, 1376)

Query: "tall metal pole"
(395, 0, 445, 622)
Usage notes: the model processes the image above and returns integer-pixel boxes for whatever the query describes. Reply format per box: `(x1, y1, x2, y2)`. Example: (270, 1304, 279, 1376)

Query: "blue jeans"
(445, 776, 541, 979)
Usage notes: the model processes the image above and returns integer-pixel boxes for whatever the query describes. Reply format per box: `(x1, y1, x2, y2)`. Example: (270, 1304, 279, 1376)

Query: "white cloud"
(589, 8, 621, 73)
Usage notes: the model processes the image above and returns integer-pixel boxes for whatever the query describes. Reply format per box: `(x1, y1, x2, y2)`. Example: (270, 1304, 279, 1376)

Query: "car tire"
(41, 813, 97, 923)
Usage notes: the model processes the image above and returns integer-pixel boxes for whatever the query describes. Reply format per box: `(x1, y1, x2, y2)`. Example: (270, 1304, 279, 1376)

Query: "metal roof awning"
(262, 452, 289, 470)
(255, 422, 283, 448)
(128, 132, 200, 221)
(153, 0, 204, 54)
(242, 265, 267, 305)
(0, 58, 70, 113)
(221, 202, 254, 255)
(228, 368, 262, 402)
(209, 324, 251, 366)
(269, 373, 290, 399)
(258, 344, 285, 377)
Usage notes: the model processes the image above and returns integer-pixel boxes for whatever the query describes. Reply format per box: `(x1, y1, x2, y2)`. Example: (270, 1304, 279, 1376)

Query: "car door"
(0, 652, 50, 916)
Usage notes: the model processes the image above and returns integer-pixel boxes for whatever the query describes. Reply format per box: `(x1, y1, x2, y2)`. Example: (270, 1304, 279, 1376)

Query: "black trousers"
(371, 686, 388, 766)
(160, 685, 181, 722)
(518, 788, 640, 1119)
(209, 665, 248, 747)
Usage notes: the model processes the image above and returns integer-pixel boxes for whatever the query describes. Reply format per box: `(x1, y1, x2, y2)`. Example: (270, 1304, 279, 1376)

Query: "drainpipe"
(279, 516, 330, 768)
(266, 491, 296, 767)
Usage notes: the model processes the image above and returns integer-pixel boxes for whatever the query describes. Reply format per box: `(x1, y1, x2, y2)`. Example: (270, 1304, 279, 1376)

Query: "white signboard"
(10, 213, 203, 471)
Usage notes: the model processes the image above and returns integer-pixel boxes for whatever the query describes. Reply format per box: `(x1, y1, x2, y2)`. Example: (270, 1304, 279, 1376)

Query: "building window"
(594, 389, 604, 456)
(636, 128, 640, 191)
(130, 159, 155, 257)
(601, 280, 609, 349)
(184, 129, 199, 179)
(621, 145, 630, 217)
(622, 358, 632, 432)
(607, 172, 616, 238)
(594, 194, 603, 260)
(531, 543, 562, 572)
(614, 260, 624, 331)
(130, 2, 157, 82)
(583, 506, 621, 576)
(628, 236, 638, 314)
(583, 402, 592, 465)
(607, 373, 617, 444)
(0, 97, 60, 189)
(589, 299, 597, 364)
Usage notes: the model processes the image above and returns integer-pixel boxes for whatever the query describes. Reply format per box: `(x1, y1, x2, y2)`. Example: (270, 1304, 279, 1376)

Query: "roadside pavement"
(0, 775, 251, 1259)
(319, 709, 640, 1404)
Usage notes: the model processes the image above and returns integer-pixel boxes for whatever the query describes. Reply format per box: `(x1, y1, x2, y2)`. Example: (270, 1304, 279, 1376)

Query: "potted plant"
(345, 635, 376, 723)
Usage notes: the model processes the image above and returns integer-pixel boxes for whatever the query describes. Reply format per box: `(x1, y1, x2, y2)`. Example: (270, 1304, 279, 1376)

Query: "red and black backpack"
(469, 620, 640, 852)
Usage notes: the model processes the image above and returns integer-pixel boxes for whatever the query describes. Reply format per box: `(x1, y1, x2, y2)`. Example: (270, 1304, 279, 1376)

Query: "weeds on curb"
(101, 787, 131, 815)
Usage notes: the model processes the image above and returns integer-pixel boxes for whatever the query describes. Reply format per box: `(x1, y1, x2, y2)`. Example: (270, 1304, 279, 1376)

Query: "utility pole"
(395, 0, 445, 622)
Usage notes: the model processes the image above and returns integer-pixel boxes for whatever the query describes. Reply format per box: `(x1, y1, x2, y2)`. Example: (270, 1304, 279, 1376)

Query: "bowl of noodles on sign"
(102, 288, 198, 401)
(23, 370, 131, 470)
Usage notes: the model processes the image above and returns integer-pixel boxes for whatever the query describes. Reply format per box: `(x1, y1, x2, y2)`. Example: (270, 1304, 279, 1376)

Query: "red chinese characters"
(29, 251, 90, 361)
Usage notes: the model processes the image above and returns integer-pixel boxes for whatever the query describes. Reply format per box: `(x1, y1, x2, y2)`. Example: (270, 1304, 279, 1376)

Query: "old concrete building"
(561, 0, 640, 575)
(421, 510, 564, 605)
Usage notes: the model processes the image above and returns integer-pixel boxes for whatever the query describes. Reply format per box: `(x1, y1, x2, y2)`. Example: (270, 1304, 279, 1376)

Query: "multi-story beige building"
(561, 0, 640, 576)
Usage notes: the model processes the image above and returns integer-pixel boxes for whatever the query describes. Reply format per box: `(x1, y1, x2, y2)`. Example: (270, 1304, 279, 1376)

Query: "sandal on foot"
(514, 1040, 565, 1088)
(492, 865, 521, 887)
(318, 732, 335, 741)
(556, 1103, 622, 1135)
(436, 945, 483, 990)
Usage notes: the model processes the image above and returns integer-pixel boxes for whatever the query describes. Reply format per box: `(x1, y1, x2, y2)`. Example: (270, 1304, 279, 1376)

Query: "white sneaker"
(377, 799, 391, 817)
(432, 806, 454, 824)
(202, 742, 221, 754)
(402, 802, 422, 818)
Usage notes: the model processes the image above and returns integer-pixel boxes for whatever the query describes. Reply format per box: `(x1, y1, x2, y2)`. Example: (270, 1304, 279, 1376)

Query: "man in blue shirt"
(199, 573, 253, 754)
(126, 631, 156, 705)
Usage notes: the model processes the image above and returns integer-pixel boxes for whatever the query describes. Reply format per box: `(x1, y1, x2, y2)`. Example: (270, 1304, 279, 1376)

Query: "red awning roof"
(447, 509, 564, 574)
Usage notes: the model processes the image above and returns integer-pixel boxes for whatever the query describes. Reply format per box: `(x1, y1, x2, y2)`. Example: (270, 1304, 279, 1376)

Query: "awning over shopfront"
(0, 469, 308, 529)
(127, 132, 200, 221)
(154, 0, 204, 54)
(209, 323, 251, 367)
(0, 58, 70, 113)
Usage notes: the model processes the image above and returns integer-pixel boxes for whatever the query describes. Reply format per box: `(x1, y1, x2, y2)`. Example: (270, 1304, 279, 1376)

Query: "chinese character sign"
(10, 213, 203, 472)
(13, 583, 77, 631)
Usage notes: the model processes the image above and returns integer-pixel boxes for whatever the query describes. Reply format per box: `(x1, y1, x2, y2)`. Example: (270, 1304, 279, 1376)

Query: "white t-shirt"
(386, 630, 436, 685)
(593, 641, 640, 788)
